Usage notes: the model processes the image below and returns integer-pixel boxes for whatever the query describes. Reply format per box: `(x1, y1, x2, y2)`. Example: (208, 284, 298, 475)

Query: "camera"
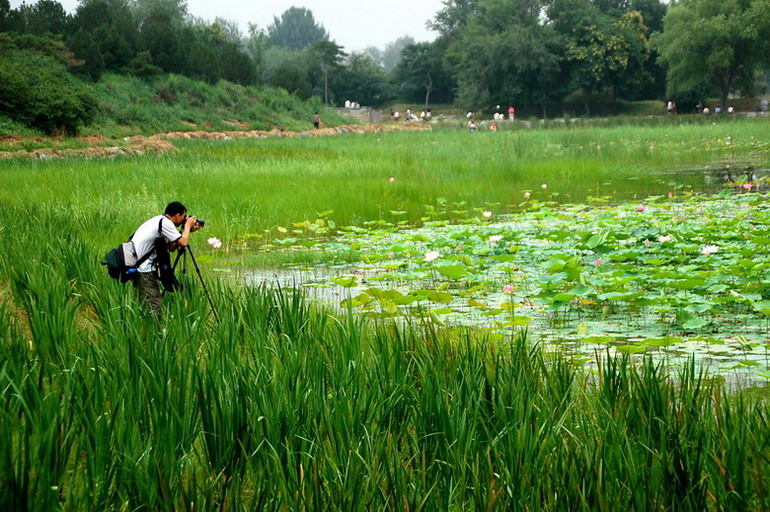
(195, 218, 205, 228)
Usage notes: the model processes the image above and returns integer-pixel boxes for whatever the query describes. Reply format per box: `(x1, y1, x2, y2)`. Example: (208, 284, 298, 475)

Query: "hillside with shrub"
(0, 33, 346, 139)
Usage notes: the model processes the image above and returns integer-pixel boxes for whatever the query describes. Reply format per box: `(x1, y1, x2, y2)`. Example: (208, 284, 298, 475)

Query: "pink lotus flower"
(668, 192, 673, 199)
(742, 183, 753, 190)
(636, 205, 646, 212)
(482, 211, 493, 218)
(524, 192, 531, 199)
(423, 250, 440, 262)
(595, 258, 601, 266)
(658, 235, 673, 243)
(644, 238, 651, 246)
(701, 245, 719, 256)
(389, 177, 396, 183)
(489, 234, 503, 243)
(207, 237, 222, 249)
(503, 284, 514, 294)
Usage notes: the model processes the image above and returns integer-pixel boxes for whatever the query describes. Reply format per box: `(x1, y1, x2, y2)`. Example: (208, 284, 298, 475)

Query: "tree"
(138, 9, 184, 73)
(562, 10, 649, 112)
(306, 40, 347, 105)
(430, 0, 480, 38)
(268, 7, 328, 50)
(1, 0, 21, 32)
(183, 23, 255, 85)
(392, 40, 455, 105)
(439, 0, 565, 112)
(653, 0, 770, 108)
(130, 0, 188, 26)
(67, 0, 139, 79)
(245, 24, 271, 84)
(337, 53, 390, 106)
(381, 35, 415, 71)
(25, 0, 68, 36)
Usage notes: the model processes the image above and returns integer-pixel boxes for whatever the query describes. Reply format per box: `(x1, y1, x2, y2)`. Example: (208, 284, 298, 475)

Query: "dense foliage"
(653, 0, 770, 109)
(0, 38, 97, 134)
(1, 0, 769, 133)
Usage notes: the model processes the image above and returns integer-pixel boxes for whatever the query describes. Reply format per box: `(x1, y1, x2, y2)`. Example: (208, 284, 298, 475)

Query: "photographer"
(132, 201, 201, 319)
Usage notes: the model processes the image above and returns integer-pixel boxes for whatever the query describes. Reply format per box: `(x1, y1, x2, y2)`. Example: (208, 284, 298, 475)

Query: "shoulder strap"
(132, 216, 165, 268)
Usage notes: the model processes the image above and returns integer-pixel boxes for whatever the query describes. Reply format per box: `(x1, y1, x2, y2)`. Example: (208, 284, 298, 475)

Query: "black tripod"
(171, 245, 220, 323)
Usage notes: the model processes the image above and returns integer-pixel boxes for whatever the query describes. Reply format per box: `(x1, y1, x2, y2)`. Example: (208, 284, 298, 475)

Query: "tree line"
(2, 0, 769, 134)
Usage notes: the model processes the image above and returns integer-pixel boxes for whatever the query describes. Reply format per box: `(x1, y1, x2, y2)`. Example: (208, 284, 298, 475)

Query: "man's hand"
(186, 216, 200, 232)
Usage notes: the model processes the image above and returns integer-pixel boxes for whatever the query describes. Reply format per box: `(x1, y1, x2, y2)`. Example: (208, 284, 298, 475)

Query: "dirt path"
(0, 123, 431, 160)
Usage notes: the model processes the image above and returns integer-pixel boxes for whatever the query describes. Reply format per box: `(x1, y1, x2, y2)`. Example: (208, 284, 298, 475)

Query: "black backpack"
(103, 218, 163, 283)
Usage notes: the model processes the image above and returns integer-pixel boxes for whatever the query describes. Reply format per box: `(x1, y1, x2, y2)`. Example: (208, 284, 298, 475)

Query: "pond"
(243, 167, 770, 385)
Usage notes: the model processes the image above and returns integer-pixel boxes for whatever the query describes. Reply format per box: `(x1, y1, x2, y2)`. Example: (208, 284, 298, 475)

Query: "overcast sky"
(10, 0, 445, 51)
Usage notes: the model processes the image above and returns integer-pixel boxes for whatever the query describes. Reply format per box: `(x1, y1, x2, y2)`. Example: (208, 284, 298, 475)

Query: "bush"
(0, 49, 99, 134)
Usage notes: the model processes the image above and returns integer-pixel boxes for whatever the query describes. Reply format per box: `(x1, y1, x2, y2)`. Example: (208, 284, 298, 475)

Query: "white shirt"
(131, 215, 181, 272)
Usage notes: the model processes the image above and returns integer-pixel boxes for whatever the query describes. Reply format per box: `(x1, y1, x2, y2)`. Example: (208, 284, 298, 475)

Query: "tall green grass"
(1, 200, 769, 510)
(1, 118, 766, 254)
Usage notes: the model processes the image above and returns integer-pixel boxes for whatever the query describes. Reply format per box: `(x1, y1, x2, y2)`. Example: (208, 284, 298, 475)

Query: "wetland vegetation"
(1, 118, 769, 510)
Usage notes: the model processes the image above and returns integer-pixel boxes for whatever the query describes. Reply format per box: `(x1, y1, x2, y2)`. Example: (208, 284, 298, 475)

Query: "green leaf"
(568, 284, 594, 296)
(434, 264, 468, 280)
(427, 291, 453, 304)
(682, 318, 708, 330)
(752, 301, 770, 315)
(641, 336, 682, 347)
(580, 335, 615, 344)
(331, 276, 358, 288)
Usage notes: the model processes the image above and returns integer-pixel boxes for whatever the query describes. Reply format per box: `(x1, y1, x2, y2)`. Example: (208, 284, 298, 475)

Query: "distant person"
(760, 99, 768, 112)
(392, 110, 400, 122)
(490, 122, 497, 132)
(426, 107, 432, 121)
(466, 111, 474, 120)
(667, 100, 675, 114)
(507, 106, 515, 121)
(312, 112, 320, 129)
(468, 120, 478, 131)
(696, 100, 704, 114)
(702, 106, 710, 115)
(420, 110, 427, 121)
(344, 100, 351, 108)
(405, 108, 412, 122)
(727, 105, 735, 114)
(715, 106, 722, 114)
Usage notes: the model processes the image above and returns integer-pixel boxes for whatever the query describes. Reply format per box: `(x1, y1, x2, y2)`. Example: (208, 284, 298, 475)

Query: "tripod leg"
(186, 246, 220, 323)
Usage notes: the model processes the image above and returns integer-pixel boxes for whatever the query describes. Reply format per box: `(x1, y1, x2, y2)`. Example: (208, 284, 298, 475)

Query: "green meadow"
(1, 118, 769, 510)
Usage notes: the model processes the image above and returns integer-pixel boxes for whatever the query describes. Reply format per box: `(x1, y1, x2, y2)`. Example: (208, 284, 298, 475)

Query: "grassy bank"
(0, 73, 348, 141)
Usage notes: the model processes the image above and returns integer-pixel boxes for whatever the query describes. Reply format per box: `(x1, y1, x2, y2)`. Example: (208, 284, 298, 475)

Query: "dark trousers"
(133, 271, 162, 320)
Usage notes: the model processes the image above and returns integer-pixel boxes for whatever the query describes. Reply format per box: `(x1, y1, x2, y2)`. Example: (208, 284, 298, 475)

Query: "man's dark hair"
(165, 201, 187, 216)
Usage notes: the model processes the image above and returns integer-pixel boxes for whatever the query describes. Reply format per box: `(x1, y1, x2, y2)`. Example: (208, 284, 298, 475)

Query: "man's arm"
(169, 216, 199, 251)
